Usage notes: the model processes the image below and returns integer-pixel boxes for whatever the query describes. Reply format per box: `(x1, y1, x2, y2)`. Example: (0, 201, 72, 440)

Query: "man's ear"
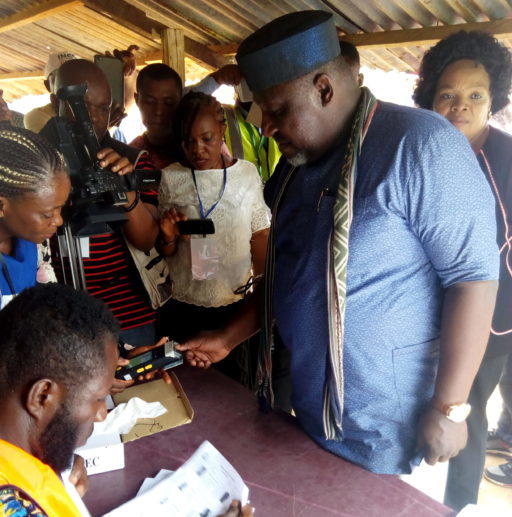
(313, 73, 334, 107)
(25, 379, 63, 424)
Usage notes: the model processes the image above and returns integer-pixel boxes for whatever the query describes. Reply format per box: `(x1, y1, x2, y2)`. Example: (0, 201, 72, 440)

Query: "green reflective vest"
(224, 106, 281, 183)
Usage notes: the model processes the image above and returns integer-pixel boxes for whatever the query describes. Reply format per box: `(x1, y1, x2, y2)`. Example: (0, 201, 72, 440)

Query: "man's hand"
(105, 45, 139, 77)
(111, 357, 135, 394)
(69, 454, 89, 497)
(127, 336, 173, 385)
(0, 90, 12, 123)
(416, 407, 468, 465)
(218, 500, 253, 517)
(112, 338, 174, 395)
(211, 65, 242, 87)
(97, 148, 134, 175)
(176, 331, 232, 369)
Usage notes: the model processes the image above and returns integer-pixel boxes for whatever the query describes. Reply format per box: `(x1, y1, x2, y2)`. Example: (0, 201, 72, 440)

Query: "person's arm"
(185, 65, 242, 96)
(404, 122, 500, 464)
(417, 280, 497, 464)
(106, 45, 139, 128)
(123, 192, 159, 252)
(250, 227, 269, 276)
(176, 286, 262, 368)
(158, 208, 188, 257)
(96, 147, 159, 251)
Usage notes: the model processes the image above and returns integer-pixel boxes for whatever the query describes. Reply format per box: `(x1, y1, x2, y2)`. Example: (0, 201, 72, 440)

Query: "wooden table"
(84, 365, 454, 517)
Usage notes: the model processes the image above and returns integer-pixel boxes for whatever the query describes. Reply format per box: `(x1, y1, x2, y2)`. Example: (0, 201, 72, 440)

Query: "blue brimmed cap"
(236, 11, 340, 93)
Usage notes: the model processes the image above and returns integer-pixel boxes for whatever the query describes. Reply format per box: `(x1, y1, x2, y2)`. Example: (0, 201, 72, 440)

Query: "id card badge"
(190, 236, 220, 280)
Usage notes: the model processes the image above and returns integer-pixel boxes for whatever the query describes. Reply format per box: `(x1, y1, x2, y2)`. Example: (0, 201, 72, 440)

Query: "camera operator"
(46, 59, 159, 348)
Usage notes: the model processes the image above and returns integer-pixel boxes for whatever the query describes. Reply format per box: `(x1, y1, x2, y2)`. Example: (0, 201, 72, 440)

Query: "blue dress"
(0, 239, 38, 309)
(265, 102, 499, 474)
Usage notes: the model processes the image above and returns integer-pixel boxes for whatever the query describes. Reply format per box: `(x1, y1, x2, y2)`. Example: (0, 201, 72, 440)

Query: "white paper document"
(103, 441, 249, 517)
(136, 469, 174, 497)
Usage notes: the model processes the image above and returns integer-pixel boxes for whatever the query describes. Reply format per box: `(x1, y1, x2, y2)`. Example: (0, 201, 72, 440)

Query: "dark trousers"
(156, 297, 242, 342)
(497, 353, 512, 442)
(444, 352, 508, 511)
(156, 298, 256, 386)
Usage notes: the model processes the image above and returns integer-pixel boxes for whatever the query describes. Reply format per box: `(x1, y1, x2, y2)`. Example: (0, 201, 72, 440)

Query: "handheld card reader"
(115, 340, 183, 381)
(177, 219, 215, 235)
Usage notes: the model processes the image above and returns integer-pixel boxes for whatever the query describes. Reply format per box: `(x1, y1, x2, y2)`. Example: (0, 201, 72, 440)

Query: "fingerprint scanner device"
(115, 340, 183, 381)
(177, 218, 215, 235)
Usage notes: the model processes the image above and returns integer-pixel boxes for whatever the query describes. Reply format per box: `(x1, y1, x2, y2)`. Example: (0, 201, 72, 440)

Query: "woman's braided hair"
(0, 125, 67, 198)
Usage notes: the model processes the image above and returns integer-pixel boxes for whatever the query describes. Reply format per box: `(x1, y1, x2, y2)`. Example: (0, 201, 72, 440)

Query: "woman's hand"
(160, 208, 188, 243)
(97, 148, 134, 175)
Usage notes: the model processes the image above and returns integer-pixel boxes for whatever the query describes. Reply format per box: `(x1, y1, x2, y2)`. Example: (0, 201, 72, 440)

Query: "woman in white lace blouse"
(157, 92, 270, 344)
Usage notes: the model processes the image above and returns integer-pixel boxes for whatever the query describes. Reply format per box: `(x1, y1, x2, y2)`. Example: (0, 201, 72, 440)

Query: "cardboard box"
(113, 373, 194, 443)
(77, 373, 193, 474)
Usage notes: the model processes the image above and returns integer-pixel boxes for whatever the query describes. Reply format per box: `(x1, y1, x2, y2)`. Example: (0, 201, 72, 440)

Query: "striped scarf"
(258, 87, 378, 440)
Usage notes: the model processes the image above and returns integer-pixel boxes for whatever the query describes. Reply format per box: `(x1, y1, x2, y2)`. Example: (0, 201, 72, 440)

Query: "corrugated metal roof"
(0, 0, 511, 101)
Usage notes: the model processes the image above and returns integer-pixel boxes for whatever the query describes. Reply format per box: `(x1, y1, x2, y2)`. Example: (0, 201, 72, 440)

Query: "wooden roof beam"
(84, 0, 229, 71)
(340, 18, 512, 49)
(210, 18, 512, 56)
(0, 71, 45, 81)
(0, 0, 83, 34)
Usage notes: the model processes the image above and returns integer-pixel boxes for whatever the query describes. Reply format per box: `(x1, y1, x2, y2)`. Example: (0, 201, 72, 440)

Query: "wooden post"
(161, 27, 185, 83)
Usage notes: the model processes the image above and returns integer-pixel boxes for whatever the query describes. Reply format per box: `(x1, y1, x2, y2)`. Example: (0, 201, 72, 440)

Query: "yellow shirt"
(0, 439, 81, 517)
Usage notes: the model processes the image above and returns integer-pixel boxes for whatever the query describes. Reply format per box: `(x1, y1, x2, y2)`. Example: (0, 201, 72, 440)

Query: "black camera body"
(41, 83, 160, 236)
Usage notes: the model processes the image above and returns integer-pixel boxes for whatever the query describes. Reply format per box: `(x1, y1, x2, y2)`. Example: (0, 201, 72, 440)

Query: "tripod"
(57, 222, 88, 290)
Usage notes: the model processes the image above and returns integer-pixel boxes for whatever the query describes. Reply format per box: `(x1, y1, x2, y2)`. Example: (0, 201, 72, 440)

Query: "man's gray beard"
(287, 151, 309, 166)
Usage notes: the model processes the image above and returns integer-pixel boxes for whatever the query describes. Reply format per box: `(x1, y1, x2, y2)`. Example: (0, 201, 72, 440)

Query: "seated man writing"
(0, 283, 251, 517)
(0, 283, 118, 516)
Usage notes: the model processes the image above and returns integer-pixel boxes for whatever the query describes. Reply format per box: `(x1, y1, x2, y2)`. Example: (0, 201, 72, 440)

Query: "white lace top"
(159, 159, 270, 307)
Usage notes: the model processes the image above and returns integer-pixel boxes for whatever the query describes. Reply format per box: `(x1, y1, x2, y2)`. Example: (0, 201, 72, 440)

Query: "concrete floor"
(477, 387, 512, 514)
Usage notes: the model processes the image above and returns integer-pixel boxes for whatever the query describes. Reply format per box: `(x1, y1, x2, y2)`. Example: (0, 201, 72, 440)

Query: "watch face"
(447, 404, 471, 422)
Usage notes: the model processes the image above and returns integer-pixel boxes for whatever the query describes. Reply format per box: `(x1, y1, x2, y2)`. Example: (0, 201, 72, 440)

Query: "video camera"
(41, 83, 160, 236)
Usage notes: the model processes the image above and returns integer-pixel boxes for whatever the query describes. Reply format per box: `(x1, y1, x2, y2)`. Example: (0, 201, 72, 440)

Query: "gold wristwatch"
(432, 401, 471, 423)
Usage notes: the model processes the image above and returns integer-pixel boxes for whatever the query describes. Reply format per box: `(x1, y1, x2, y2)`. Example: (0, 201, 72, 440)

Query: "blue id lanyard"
(191, 163, 228, 220)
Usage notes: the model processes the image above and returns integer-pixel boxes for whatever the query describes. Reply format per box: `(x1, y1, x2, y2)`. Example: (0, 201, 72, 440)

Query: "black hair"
(339, 41, 360, 68)
(172, 91, 225, 160)
(0, 283, 119, 397)
(0, 126, 67, 198)
(136, 63, 183, 94)
(413, 31, 512, 114)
